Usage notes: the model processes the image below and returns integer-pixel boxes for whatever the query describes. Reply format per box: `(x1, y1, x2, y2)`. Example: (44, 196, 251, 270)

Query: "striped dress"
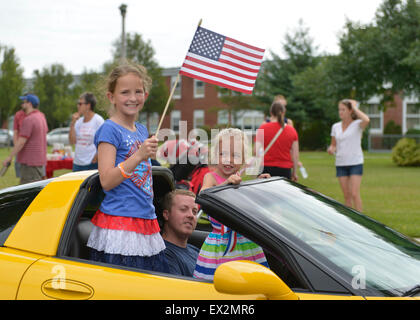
(193, 171, 269, 281)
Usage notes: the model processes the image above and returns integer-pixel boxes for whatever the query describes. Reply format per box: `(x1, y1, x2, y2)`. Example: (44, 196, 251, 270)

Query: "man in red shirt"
(3, 94, 48, 184)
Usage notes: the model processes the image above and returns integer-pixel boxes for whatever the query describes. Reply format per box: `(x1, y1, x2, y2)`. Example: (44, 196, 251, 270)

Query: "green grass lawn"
(1, 147, 419, 237)
(299, 151, 420, 238)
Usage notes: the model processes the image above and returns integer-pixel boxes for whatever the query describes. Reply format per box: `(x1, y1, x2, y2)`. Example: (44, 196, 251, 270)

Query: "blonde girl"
(193, 128, 269, 280)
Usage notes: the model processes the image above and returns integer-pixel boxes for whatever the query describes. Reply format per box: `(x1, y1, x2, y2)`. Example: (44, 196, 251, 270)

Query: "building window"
(171, 110, 181, 133)
(171, 76, 182, 99)
(218, 110, 229, 125)
(138, 112, 159, 134)
(138, 112, 147, 127)
(193, 110, 205, 129)
(217, 89, 243, 98)
(406, 102, 420, 131)
(234, 110, 265, 132)
(149, 112, 159, 134)
(217, 88, 229, 98)
(194, 79, 205, 98)
(360, 103, 382, 133)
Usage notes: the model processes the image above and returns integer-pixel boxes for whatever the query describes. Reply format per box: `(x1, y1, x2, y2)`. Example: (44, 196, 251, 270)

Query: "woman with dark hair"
(327, 99, 370, 212)
(256, 101, 299, 181)
(69, 92, 105, 172)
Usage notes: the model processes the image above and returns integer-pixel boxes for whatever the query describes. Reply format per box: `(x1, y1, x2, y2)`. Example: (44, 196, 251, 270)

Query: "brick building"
(361, 93, 419, 135)
(144, 68, 420, 140)
(362, 93, 420, 151)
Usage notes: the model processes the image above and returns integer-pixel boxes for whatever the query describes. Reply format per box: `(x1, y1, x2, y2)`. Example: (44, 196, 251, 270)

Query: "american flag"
(180, 26, 265, 95)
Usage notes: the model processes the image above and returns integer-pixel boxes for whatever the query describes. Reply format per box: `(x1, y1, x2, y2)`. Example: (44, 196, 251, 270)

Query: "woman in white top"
(327, 99, 370, 212)
(69, 92, 105, 171)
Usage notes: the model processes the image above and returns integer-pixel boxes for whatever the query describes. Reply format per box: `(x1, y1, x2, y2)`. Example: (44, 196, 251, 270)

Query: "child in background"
(87, 63, 169, 272)
(193, 128, 269, 281)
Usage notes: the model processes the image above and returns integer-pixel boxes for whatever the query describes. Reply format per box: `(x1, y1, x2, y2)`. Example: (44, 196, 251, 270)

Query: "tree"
(256, 20, 320, 133)
(333, 0, 420, 103)
(291, 56, 341, 149)
(71, 69, 108, 120)
(376, 0, 420, 95)
(0, 45, 25, 127)
(31, 64, 75, 129)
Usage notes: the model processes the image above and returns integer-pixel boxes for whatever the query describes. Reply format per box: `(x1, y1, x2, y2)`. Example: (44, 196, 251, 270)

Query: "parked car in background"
(0, 129, 13, 147)
(47, 127, 70, 146)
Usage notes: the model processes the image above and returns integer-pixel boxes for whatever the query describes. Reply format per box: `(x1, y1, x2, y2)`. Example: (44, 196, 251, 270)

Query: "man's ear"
(162, 209, 169, 221)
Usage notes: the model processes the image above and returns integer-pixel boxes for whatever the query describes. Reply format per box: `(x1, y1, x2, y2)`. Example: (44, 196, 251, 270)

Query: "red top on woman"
(257, 122, 298, 168)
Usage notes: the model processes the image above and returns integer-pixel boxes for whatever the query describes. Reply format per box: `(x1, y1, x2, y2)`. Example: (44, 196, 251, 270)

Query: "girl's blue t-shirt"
(94, 119, 155, 219)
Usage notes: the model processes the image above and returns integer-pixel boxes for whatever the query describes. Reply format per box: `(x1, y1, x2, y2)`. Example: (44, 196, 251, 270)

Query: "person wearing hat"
(2, 93, 48, 184)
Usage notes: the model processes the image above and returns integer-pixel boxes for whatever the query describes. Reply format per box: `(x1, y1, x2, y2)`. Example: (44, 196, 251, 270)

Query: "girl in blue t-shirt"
(87, 63, 169, 272)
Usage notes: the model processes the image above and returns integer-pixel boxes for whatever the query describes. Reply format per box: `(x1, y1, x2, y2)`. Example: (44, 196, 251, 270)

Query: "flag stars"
(188, 27, 225, 61)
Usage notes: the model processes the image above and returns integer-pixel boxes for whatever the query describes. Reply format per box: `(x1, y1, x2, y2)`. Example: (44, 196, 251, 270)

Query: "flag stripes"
(180, 26, 264, 94)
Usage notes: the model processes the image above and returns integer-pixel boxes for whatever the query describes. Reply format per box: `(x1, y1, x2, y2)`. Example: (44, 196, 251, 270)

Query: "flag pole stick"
(155, 73, 180, 136)
(155, 19, 203, 137)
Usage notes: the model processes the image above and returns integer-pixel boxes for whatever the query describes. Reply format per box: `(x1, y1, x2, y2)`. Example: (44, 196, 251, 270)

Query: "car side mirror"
(213, 260, 299, 300)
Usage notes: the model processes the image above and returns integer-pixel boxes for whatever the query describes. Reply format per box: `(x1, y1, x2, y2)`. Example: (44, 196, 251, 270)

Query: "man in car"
(161, 189, 200, 277)
(3, 94, 48, 184)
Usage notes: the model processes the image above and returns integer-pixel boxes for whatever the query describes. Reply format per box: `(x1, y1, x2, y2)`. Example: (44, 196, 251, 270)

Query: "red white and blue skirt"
(87, 210, 169, 272)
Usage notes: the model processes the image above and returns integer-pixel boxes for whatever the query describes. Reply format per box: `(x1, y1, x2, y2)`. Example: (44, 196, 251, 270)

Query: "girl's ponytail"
(270, 102, 286, 128)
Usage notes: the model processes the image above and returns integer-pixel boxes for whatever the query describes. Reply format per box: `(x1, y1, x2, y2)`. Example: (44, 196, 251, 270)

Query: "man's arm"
(3, 136, 27, 166)
(13, 130, 19, 146)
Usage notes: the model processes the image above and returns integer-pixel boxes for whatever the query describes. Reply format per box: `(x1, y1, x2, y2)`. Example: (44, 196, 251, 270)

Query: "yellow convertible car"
(0, 168, 419, 300)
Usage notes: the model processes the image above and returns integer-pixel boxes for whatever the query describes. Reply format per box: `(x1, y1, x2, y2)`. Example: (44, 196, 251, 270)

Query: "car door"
(60, 128, 70, 144)
(195, 180, 370, 299)
(55, 128, 67, 145)
(16, 255, 269, 300)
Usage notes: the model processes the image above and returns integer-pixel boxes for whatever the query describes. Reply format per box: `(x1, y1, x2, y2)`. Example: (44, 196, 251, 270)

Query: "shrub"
(405, 128, 420, 135)
(299, 122, 329, 150)
(384, 120, 402, 134)
(392, 138, 420, 166)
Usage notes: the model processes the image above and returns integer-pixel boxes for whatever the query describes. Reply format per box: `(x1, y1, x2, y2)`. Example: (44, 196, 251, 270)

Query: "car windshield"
(212, 179, 420, 296)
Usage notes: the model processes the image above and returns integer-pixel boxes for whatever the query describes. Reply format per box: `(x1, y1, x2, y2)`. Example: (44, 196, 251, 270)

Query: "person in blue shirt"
(161, 189, 200, 277)
(86, 63, 168, 273)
